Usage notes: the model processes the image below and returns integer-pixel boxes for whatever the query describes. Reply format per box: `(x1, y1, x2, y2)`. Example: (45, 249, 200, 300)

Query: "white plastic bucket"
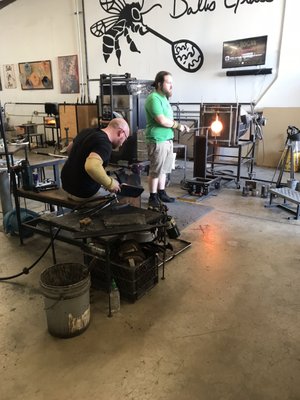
(40, 263, 91, 338)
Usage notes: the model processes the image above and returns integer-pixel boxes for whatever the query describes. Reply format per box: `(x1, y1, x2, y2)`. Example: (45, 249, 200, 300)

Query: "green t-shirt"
(144, 91, 174, 143)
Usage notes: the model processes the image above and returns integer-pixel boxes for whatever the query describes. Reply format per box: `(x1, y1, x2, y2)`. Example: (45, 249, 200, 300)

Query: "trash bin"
(40, 263, 91, 338)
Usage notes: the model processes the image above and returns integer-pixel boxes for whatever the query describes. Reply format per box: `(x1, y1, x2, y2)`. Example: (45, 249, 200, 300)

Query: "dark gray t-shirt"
(61, 128, 112, 198)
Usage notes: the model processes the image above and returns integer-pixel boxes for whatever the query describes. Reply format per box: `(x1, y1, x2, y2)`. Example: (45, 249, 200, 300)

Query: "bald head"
(104, 118, 130, 148)
(108, 118, 129, 132)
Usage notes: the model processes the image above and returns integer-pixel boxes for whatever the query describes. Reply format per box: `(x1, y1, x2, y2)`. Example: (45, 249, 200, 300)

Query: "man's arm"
(84, 152, 120, 193)
(154, 114, 174, 128)
(154, 114, 190, 132)
(147, 94, 189, 132)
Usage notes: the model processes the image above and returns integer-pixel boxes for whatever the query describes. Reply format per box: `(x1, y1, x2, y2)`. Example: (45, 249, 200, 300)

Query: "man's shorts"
(147, 140, 174, 178)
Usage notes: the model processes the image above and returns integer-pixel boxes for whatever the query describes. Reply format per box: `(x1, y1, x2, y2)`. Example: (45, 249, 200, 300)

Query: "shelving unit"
(99, 73, 151, 131)
(99, 74, 152, 163)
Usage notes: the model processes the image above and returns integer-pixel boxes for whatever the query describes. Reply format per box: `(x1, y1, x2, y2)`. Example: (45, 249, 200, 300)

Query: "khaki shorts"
(147, 140, 174, 178)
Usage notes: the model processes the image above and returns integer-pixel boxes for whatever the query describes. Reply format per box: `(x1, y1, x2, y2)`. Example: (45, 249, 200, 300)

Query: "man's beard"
(163, 88, 172, 99)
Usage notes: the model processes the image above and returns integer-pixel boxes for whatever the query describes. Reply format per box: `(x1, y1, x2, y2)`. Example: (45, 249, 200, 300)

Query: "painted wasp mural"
(90, 0, 204, 73)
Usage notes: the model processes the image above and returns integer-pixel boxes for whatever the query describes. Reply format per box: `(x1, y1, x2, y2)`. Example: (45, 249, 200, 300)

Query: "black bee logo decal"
(90, 0, 161, 66)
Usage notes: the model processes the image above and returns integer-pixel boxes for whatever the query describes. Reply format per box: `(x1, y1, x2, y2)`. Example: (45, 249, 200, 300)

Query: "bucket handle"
(44, 295, 64, 310)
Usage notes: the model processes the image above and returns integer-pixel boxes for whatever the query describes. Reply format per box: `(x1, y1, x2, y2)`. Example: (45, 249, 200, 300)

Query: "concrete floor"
(0, 158, 300, 400)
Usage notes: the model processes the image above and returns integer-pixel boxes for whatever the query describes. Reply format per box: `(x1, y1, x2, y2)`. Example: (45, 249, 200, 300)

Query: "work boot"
(148, 193, 161, 208)
(158, 190, 175, 203)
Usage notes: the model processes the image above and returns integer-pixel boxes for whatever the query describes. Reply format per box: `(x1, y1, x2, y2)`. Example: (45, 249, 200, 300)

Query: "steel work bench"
(0, 143, 28, 168)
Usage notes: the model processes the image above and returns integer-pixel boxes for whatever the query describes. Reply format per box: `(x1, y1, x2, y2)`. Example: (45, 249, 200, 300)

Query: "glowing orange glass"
(211, 115, 223, 136)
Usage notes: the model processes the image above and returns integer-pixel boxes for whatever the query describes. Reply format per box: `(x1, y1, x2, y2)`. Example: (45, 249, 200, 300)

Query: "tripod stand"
(274, 126, 300, 188)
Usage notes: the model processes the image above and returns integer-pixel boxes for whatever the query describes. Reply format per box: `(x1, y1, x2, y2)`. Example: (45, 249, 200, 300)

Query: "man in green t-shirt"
(144, 71, 189, 208)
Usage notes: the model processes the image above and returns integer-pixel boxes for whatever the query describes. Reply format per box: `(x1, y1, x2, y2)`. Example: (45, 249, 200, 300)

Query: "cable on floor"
(0, 227, 62, 281)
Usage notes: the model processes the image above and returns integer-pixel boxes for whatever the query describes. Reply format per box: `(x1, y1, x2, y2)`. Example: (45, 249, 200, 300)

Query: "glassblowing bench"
(28, 204, 167, 316)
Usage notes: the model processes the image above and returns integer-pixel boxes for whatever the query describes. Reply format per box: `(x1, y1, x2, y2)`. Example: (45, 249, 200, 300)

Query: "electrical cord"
(0, 226, 62, 281)
(0, 194, 116, 281)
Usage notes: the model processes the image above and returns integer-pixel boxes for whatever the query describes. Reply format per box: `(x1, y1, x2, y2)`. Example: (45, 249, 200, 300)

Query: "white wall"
(0, 0, 299, 128)
(257, 0, 300, 107)
(84, 0, 292, 106)
(0, 0, 81, 125)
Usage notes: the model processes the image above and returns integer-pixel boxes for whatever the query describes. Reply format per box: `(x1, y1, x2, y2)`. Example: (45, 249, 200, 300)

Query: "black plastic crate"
(90, 253, 158, 302)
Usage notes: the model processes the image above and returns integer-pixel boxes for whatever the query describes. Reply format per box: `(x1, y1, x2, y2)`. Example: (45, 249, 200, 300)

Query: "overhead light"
(211, 114, 223, 136)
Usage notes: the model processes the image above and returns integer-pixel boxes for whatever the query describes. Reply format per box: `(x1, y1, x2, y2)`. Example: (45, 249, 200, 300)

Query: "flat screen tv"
(222, 35, 268, 69)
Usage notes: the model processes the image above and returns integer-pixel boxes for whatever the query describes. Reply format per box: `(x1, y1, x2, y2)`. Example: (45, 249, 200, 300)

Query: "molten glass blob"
(211, 115, 223, 136)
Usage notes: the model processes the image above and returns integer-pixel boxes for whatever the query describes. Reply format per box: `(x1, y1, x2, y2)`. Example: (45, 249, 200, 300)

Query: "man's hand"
(108, 178, 121, 193)
(178, 124, 190, 133)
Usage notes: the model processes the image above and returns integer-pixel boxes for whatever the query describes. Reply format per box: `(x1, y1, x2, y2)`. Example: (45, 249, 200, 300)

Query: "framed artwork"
(18, 60, 53, 90)
(3, 64, 17, 89)
(57, 55, 80, 94)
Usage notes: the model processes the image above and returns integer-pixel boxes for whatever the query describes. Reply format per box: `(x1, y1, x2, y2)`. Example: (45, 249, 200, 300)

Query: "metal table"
(268, 187, 300, 219)
(16, 124, 45, 150)
(0, 143, 28, 168)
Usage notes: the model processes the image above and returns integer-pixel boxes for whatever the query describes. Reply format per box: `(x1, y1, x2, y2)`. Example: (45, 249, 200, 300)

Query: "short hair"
(109, 117, 129, 134)
(152, 71, 172, 89)
(109, 118, 123, 129)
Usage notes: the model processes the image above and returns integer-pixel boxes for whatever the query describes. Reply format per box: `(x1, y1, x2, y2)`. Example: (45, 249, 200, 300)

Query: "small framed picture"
(18, 60, 53, 90)
(3, 64, 17, 89)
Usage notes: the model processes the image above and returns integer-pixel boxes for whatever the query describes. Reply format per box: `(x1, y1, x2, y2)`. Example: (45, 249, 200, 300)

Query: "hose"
(0, 227, 62, 281)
